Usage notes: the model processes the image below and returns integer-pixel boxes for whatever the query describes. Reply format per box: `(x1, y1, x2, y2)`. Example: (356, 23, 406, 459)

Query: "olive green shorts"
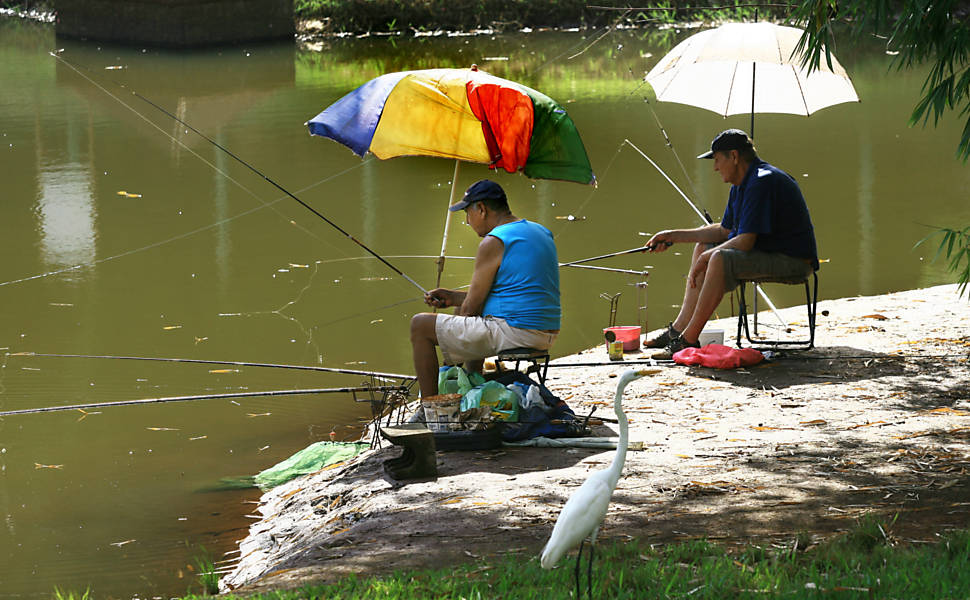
(718, 249, 814, 292)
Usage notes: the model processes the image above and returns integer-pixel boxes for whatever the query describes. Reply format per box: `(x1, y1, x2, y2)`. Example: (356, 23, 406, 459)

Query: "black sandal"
(642, 323, 679, 349)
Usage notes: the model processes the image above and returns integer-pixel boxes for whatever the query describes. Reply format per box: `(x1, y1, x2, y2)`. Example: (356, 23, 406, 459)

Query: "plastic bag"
(460, 380, 520, 422)
(524, 384, 553, 414)
(437, 365, 485, 396)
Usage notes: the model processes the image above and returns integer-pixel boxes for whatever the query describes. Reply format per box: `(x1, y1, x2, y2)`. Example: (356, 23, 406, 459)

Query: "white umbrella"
(645, 22, 859, 136)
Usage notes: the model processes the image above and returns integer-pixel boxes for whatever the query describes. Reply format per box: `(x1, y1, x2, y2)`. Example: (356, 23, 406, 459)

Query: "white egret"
(540, 367, 661, 597)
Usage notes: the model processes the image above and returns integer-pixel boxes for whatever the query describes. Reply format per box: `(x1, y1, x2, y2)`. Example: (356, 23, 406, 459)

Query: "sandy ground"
(221, 284, 970, 593)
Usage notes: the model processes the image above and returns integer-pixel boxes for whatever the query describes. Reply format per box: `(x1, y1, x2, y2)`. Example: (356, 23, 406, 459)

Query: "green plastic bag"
(253, 441, 368, 490)
(460, 380, 520, 422)
(438, 366, 485, 396)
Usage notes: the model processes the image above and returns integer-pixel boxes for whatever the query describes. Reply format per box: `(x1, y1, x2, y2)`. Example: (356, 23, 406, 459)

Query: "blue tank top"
(481, 219, 561, 330)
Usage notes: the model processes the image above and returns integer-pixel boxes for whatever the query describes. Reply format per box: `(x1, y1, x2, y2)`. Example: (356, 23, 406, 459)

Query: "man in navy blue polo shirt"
(643, 129, 818, 359)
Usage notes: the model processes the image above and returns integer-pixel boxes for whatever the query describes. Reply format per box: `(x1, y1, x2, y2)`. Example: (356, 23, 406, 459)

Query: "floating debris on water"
(555, 214, 585, 221)
(163, 325, 182, 330)
(289, 263, 309, 268)
(34, 463, 63, 469)
(147, 427, 179, 431)
(110, 539, 136, 547)
(257, 445, 270, 453)
(49, 302, 74, 307)
(104, 65, 126, 70)
(116, 190, 142, 198)
(369, 319, 383, 324)
(76, 409, 100, 422)
(189, 435, 207, 441)
(208, 369, 239, 374)
(247, 412, 271, 418)
(344, 361, 367, 365)
(194, 336, 208, 344)
(360, 276, 391, 281)
(277, 268, 290, 273)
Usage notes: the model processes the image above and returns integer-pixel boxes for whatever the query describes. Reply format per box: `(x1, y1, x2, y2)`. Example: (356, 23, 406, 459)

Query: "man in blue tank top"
(642, 129, 818, 359)
(410, 179, 561, 397)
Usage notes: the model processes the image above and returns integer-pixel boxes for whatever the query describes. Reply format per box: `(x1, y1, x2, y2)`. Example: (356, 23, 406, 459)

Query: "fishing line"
(566, 8, 633, 60)
(0, 160, 371, 289)
(50, 51, 428, 295)
(550, 141, 625, 243)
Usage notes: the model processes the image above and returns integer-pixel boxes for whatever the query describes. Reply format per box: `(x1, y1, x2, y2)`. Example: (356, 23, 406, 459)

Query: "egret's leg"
(586, 542, 595, 599)
(574, 540, 585, 599)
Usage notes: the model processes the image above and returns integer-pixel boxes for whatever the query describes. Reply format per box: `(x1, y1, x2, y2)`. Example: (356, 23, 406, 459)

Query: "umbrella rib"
(791, 63, 810, 115)
(725, 62, 739, 116)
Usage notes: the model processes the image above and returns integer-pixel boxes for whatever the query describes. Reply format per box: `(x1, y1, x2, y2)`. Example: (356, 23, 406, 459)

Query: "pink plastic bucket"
(603, 326, 641, 351)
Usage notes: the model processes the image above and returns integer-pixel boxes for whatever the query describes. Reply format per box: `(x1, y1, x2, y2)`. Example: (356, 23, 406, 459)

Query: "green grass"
(52, 588, 91, 600)
(164, 515, 970, 600)
(193, 547, 221, 595)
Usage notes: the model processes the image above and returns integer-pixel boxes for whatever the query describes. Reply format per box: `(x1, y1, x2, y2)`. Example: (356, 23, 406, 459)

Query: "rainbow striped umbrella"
(306, 67, 595, 185)
(307, 66, 595, 286)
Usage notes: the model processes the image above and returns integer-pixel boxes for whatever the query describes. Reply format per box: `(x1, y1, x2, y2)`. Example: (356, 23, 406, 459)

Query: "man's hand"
(689, 249, 713, 288)
(425, 288, 457, 308)
(645, 231, 675, 252)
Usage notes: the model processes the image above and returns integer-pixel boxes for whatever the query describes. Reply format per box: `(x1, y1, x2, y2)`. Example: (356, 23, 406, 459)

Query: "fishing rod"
(10, 352, 416, 381)
(623, 138, 788, 329)
(561, 244, 672, 267)
(564, 264, 650, 276)
(624, 139, 710, 224)
(0, 385, 410, 417)
(49, 51, 428, 296)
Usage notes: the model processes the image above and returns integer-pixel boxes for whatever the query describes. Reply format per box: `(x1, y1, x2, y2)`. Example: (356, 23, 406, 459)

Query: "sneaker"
(650, 335, 700, 360)
(642, 323, 679, 349)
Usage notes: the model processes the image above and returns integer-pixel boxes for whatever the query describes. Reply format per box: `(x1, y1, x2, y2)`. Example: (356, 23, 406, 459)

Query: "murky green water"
(1, 16, 967, 598)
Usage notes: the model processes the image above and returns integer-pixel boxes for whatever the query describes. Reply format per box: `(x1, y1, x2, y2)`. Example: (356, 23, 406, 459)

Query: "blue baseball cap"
(449, 179, 507, 212)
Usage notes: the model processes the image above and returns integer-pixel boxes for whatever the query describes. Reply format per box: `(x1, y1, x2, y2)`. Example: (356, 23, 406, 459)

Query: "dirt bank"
(221, 284, 970, 593)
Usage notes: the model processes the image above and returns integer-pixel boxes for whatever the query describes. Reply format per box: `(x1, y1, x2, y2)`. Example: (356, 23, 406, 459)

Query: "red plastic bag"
(672, 343, 764, 369)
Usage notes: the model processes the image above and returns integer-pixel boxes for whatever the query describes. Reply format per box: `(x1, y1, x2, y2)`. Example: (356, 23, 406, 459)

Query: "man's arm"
(646, 222, 729, 252)
(424, 235, 504, 311)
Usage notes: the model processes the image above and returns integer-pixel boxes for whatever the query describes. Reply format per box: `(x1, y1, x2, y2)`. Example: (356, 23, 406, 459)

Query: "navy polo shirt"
(720, 159, 818, 269)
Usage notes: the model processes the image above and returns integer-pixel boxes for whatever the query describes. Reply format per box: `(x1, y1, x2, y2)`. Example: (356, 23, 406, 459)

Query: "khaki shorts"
(718, 249, 814, 292)
(435, 314, 558, 366)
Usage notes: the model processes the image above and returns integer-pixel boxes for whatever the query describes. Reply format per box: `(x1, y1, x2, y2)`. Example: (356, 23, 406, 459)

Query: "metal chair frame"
(495, 347, 550, 386)
(736, 271, 818, 349)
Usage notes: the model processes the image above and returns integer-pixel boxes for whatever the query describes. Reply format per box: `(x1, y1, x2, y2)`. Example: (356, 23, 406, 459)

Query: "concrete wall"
(55, 0, 294, 48)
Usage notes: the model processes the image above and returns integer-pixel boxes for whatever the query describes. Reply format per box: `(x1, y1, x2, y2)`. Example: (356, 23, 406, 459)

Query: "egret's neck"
(607, 379, 631, 486)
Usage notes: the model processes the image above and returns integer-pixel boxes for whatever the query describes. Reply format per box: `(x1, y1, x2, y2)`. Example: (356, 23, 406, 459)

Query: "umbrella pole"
(750, 62, 756, 139)
(435, 160, 462, 290)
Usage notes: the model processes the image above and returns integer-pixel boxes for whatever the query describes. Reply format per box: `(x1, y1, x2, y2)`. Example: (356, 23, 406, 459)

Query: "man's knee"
(410, 313, 437, 343)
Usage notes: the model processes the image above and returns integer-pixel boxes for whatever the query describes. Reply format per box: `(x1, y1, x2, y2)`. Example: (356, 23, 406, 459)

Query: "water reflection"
(37, 162, 97, 269)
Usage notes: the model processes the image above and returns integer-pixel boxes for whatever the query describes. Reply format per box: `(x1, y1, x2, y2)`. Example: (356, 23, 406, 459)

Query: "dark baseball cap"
(449, 179, 507, 212)
(697, 129, 753, 159)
